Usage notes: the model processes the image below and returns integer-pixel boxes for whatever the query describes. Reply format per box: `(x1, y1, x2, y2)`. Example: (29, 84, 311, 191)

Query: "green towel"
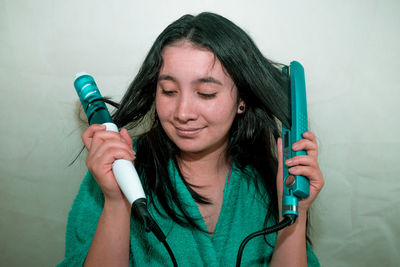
(58, 161, 320, 266)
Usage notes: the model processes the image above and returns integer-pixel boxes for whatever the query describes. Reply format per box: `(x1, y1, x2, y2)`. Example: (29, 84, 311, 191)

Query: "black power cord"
(132, 199, 178, 267)
(133, 198, 297, 267)
(235, 214, 297, 267)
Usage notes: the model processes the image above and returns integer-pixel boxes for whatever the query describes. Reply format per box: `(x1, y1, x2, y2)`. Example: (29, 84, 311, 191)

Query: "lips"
(175, 126, 205, 137)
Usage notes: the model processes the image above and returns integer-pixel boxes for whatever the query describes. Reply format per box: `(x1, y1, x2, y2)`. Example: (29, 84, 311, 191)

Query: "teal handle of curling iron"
(74, 73, 114, 125)
(281, 61, 310, 217)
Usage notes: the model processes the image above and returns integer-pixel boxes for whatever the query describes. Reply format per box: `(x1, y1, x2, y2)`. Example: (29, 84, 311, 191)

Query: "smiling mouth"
(175, 127, 204, 137)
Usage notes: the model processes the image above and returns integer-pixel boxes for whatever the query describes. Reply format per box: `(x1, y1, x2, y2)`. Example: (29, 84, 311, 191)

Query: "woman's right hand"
(81, 124, 135, 202)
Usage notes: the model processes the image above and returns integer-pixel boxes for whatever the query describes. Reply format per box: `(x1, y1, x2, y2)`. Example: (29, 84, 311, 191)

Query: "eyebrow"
(196, 77, 223, 86)
(158, 74, 223, 86)
(158, 74, 176, 82)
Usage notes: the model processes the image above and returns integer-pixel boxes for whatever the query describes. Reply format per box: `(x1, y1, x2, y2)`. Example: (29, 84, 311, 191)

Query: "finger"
(86, 147, 135, 177)
(90, 139, 135, 161)
(89, 130, 128, 152)
(90, 146, 135, 164)
(87, 141, 135, 171)
(302, 131, 316, 141)
(290, 165, 325, 197)
(81, 124, 106, 149)
(292, 138, 318, 158)
(301, 131, 318, 157)
(120, 128, 133, 149)
(288, 165, 322, 183)
(285, 155, 317, 168)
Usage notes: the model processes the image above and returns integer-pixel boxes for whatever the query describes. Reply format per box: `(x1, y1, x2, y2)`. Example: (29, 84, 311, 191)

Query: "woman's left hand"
(276, 131, 324, 216)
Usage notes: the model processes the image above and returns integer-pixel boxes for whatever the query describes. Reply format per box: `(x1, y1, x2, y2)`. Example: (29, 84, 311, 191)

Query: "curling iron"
(74, 73, 178, 266)
(74, 72, 146, 206)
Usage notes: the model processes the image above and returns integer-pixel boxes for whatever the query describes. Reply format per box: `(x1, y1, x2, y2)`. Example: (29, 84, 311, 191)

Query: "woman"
(59, 12, 324, 266)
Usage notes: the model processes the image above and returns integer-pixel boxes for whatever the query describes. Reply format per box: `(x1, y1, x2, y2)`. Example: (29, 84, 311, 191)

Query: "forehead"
(159, 41, 230, 81)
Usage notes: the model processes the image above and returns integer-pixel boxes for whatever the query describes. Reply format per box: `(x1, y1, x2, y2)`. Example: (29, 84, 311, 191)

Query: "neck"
(177, 143, 231, 188)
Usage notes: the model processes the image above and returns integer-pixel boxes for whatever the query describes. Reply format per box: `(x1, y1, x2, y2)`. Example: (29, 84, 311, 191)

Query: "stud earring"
(239, 105, 245, 111)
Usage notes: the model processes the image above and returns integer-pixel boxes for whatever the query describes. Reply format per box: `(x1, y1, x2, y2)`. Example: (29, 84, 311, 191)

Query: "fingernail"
(292, 144, 299, 150)
(289, 167, 297, 173)
(285, 159, 293, 165)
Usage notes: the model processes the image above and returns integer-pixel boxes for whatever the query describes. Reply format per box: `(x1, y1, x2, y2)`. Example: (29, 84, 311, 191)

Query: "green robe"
(58, 161, 320, 266)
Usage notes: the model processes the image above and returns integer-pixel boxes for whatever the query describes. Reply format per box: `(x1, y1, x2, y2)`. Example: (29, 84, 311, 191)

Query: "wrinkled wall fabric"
(0, 0, 399, 266)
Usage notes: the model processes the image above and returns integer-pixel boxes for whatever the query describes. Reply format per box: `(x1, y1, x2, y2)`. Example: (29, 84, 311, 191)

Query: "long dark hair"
(112, 12, 290, 231)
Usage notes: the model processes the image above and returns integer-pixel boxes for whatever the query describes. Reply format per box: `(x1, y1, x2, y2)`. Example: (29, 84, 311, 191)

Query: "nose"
(174, 93, 197, 123)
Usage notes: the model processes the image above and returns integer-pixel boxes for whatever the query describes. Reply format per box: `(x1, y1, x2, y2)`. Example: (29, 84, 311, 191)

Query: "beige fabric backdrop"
(1, 0, 399, 266)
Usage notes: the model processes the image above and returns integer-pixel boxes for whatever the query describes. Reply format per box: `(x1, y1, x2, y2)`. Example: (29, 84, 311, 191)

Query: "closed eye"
(198, 92, 217, 99)
(161, 89, 176, 96)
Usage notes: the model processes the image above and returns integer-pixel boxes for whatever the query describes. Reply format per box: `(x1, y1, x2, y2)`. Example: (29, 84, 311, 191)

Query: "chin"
(174, 138, 227, 157)
(175, 142, 204, 154)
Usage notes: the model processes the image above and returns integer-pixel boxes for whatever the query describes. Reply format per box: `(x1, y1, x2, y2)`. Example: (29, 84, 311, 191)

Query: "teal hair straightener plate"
(281, 61, 310, 218)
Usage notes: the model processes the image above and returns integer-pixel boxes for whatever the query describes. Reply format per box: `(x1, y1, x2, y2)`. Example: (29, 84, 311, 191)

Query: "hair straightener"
(236, 61, 310, 266)
(281, 61, 310, 217)
(74, 73, 178, 267)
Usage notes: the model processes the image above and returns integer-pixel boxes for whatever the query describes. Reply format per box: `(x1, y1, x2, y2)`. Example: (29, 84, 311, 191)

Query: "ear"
(237, 99, 246, 114)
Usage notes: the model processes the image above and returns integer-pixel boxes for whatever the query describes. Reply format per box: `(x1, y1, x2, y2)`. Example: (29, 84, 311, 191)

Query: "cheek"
(204, 101, 237, 125)
(155, 96, 169, 120)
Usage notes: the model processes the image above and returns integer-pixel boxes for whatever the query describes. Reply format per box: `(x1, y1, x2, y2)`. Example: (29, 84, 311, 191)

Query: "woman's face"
(155, 41, 244, 157)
